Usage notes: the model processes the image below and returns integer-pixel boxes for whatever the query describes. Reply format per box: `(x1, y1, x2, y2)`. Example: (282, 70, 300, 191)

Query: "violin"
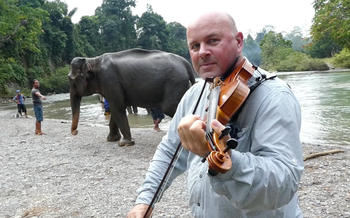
(204, 58, 255, 175)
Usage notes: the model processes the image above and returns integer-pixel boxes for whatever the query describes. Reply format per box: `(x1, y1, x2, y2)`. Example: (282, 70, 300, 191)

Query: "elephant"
(68, 48, 196, 146)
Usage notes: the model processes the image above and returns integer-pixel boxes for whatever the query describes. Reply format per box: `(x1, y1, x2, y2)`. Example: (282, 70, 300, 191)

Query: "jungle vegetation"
(0, 0, 349, 97)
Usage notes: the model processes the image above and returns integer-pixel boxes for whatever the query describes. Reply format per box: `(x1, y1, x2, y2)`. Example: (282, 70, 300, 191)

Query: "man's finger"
(211, 119, 226, 134)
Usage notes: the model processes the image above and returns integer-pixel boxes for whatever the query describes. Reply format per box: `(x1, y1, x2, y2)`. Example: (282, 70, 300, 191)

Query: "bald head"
(187, 11, 238, 35)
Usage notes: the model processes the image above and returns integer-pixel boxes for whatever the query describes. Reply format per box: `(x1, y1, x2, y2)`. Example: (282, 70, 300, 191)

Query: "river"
(279, 70, 350, 147)
(1, 70, 349, 147)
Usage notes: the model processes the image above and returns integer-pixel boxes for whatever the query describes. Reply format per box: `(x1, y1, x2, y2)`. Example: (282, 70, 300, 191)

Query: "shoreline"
(0, 115, 349, 217)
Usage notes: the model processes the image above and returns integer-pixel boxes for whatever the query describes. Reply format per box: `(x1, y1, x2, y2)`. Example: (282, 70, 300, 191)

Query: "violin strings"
(205, 132, 216, 151)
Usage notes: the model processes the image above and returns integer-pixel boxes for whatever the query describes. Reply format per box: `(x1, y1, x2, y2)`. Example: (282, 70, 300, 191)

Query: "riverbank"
(0, 112, 349, 217)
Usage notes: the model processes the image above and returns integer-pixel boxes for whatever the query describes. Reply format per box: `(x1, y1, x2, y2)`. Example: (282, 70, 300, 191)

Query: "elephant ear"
(78, 58, 92, 87)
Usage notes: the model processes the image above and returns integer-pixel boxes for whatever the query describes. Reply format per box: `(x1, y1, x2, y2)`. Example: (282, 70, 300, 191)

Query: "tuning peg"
(223, 138, 238, 153)
(218, 126, 231, 140)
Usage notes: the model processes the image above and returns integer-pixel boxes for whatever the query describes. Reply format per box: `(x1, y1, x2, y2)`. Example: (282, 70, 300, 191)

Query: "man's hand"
(127, 204, 152, 218)
(177, 115, 209, 157)
(178, 115, 230, 157)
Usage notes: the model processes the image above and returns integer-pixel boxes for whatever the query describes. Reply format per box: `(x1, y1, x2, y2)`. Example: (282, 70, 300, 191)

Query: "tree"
(96, 0, 137, 53)
(75, 16, 101, 56)
(0, 0, 48, 55)
(136, 5, 169, 51)
(311, 0, 350, 50)
(260, 31, 293, 70)
(304, 33, 342, 58)
(41, 0, 71, 66)
(167, 22, 189, 60)
(284, 26, 307, 52)
(243, 34, 262, 66)
(255, 25, 275, 44)
(0, 0, 48, 92)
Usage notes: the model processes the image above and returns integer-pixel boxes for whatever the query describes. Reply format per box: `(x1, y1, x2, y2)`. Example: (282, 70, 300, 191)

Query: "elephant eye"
(78, 66, 83, 74)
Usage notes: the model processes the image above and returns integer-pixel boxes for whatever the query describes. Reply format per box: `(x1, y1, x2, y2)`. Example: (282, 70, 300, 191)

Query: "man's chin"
(200, 72, 220, 79)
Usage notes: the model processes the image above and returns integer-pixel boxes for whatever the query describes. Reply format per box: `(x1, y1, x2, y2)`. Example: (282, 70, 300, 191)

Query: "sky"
(63, 0, 315, 37)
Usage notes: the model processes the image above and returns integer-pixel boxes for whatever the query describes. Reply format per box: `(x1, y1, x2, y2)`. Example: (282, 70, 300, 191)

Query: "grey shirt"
(136, 68, 304, 218)
(31, 88, 42, 106)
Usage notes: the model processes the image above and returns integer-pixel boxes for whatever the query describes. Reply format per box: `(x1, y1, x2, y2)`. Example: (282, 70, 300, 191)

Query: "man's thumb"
(211, 119, 225, 134)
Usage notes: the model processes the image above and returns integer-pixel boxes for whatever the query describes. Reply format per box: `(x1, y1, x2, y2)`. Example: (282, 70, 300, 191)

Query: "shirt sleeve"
(209, 85, 304, 211)
(135, 87, 195, 205)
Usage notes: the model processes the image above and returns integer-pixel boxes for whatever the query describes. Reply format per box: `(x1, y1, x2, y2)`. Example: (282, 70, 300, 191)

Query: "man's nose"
(198, 44, 211, 58)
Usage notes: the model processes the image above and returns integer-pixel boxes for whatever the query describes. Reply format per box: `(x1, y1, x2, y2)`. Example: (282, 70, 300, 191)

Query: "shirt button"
(197, 203, 200, 207)
(199, 174, 202, 178)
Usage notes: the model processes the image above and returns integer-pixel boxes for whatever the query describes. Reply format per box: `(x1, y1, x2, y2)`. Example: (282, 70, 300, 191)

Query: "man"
(149, 108, 165, 132)
(13, 90, 28, 118)
(31, 79, 46, 135)
(128, 11, 303, 218)
(104, 98, 111, 115)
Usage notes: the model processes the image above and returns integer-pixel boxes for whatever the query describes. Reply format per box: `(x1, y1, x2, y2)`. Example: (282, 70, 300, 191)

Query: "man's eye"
(191, 44, 199, 50)
(209, 39, 219, 44)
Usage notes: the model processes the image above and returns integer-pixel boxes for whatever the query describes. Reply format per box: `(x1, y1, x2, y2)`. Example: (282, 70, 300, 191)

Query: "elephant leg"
(112, 110, 135, 146)
(107, 115, 121, 142)
(132, 106, 138, 114)
(126, 106, 132, 114)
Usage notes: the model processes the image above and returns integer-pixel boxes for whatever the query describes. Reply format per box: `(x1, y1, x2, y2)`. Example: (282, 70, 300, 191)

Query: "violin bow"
(143, 79, 209, 218)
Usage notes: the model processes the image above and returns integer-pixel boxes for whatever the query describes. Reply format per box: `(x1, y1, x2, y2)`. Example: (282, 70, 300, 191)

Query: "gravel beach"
(0, 110, 349, 218)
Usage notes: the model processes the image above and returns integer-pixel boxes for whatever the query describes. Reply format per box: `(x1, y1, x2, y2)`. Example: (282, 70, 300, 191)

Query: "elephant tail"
(185, 61, 196, 85)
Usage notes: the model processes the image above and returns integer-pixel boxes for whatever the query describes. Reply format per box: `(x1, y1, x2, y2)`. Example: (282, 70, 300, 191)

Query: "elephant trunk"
(70, 90, 82, 135)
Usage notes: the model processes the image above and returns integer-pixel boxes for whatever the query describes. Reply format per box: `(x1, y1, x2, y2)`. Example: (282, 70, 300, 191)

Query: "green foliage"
(75, 16, 101, 56)
(332, 49, 350, 68)
(284, 26, 308, 52)
(243, 34, 262, 66)
(41, 0, 70, 66)
(39, 65, 70, 94)
(27, 66, 44, 81)
(97, 0, 137, 53)
(304, 32, 342, 58)
(260, 31, 329, 72)
(10, 63, 26, 84)
(276, 52, 329, 72)
(136, 5, 169, 51)
(167, 22, 189, 60)
(0, 0, 49, 57)
(1, 0, 349, 98)
(260, 31, 293, 70)
(312, 0, 350, 50)
(0, 58, 16, 94)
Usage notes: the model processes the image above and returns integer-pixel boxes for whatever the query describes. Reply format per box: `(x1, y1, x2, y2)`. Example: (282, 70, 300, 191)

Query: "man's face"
(187, 16, 243, 79)
(34, 81, 40, 88)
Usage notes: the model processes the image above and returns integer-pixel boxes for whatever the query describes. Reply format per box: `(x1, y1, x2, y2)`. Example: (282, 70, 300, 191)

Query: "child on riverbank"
(13, 90, 28, 118)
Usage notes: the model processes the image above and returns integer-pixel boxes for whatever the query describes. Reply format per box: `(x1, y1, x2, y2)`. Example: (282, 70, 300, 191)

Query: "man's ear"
(236, 32, 244, 52)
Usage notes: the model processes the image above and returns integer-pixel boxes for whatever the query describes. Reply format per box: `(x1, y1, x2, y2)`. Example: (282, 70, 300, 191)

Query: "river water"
(1, 70, 349, 147)
(279, 70, 350, 147)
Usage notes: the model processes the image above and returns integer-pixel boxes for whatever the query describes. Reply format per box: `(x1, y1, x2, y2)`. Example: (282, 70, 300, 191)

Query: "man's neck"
(220, 56, 240, 80)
